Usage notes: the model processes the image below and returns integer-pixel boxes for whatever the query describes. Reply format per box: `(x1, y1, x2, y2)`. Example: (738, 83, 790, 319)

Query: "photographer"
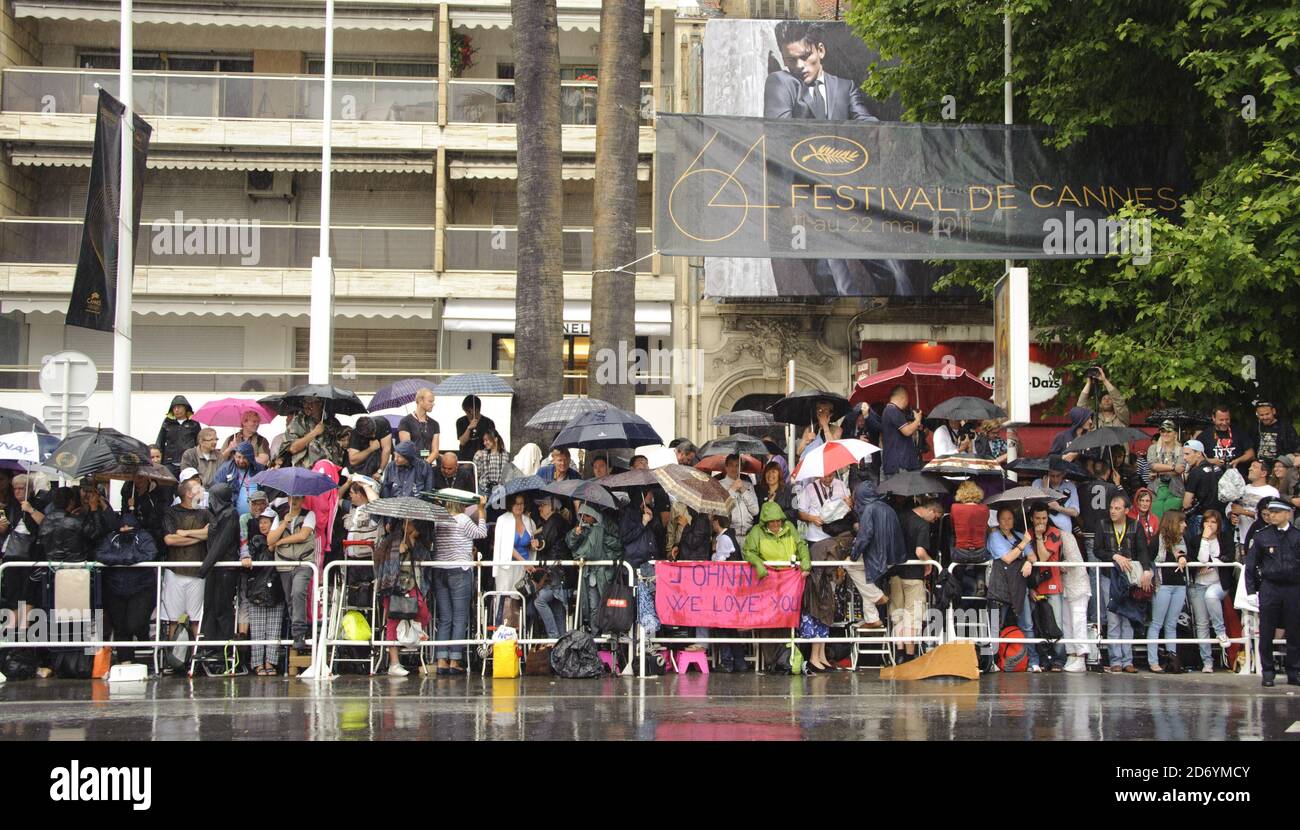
(932, 419, 973, 457)
(1078, 366, 1130, 428)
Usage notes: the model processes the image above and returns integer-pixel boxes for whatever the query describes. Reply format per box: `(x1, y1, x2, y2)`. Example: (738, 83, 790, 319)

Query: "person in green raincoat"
(741, 501, 812, 670)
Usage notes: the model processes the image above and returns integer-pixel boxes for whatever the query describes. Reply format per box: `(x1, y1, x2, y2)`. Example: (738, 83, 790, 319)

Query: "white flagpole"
(111, 0, 133, 435)
(308, 0, 335, 385)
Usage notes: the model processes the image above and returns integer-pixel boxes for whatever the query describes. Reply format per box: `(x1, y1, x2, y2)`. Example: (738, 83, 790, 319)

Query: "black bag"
(0, 648, 37, 680)
(549, 630, 604, 678)
(592, 560, 635, 635)
(931, 567, 963, 612)
(1031, 596, 1063, 641)
(246, 564, 284, 607)
(50, 648, 93, 679)
(387, 592, 419, 621)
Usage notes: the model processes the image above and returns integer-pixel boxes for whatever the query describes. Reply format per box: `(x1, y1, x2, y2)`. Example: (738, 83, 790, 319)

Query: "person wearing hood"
(214, 441, 266, 517)
(742, 502, 811, 670)
(156, 395, 201, 475)
(380, 441, 433, 501)
(846, 478, 906, 631)
(95, 511, 160, 665)
(197, 483, 241, 672)
(1050, 405, 1093, 463)
(1128, 488, 1160, 550)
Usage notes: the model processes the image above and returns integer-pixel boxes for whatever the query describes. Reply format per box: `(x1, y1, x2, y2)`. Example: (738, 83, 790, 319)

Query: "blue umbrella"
(368, 378, 438, 412)
(252, 467, 337, 497)
(488, 474, 547, 510)
(552, 407, 663, 450)
(432, 372, 513, 397)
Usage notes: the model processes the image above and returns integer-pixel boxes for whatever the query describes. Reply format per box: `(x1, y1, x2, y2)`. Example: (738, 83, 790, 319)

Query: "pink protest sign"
(654, 562, 804, 629)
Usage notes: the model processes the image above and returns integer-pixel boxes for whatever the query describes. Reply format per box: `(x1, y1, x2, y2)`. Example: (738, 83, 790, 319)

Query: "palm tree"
(586, 0, 646, 415)
(510, 0, 565, 450)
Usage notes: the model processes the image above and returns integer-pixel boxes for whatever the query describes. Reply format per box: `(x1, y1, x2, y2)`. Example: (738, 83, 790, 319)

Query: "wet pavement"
(1, 671, 1298, 740)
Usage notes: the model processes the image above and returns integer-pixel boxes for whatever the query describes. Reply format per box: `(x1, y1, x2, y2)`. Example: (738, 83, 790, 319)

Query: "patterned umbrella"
(252, 466, 338, 497)
(698, 433, 769, 459)
(922, 453, 1005, 478)
(792, 439, 880, 481)
(694, 453, 764, 475)
(49, 428, 152, 478)
(433, 372, 512, 397)
(541, 478, 617, 510)
(876, 470, 952, 497)
(93, 463, 178, 485)
(653, 464, 734, 517)
(360, 496, 451, 523)
(192, 397, 277, 427)
(368, 378, 438, 412)
(712, 410, 775, 429)
(0, 407, 49, 435)
(552, 408, 663, 450)
(489, 474, 547, 510)
(526, 397, 614, 430)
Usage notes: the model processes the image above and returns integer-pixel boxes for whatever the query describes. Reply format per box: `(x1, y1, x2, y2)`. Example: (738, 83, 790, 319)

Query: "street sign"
(40, 351, 98, 437)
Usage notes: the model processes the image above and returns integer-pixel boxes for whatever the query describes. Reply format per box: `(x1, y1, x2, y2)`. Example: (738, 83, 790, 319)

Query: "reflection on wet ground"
(0, 672, 1296, 741)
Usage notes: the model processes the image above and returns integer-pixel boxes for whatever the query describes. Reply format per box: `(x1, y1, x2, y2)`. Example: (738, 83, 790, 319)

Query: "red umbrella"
(694, 453, 764, 475)
(849, 361, 992, 411)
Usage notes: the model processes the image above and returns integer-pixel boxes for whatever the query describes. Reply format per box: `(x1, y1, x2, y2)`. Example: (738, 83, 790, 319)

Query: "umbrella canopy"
(1066, 426, 1152, 452)
(0, 407, 49, 435)
(1145, 407, 1211, 428)
(552, 408, 663, 450)
(93, 463, 177, 485)
(526, 397, 614, 431)
(488, 474, 547, 509)
(192, 397, 277, 428)
(252, 466, 338, 497)
(927, 396, 1006, 423)
(694, 454, 764, 476)
(985, 485, 1064, 507)
(257, 393, 296, 417)
(698, 433, 769, 459)
(368, 378, 438, 413)
(49, 428, 152, 478)
(792, 439, 879, 482)
(770, 390, 851, 427)
(877, 470, 952, 497)
(433, 372, 512, 397)
(712, 410, 775, 429)
(922, 453, 1005, 478)
(0, 431, 60, 469)
(850, 361, 992, 410)
(361, 496, 450, 523)
(653, 464, 735, 517)
(598, 468, 661, 489)
(275, 384, 366, 416)
(541, 478, 617, 510)
(1005, 456, 1090, 482)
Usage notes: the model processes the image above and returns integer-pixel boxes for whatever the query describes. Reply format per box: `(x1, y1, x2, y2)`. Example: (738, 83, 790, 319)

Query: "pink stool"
(598, 651, 618, 674)
(672, 650, 709, 674)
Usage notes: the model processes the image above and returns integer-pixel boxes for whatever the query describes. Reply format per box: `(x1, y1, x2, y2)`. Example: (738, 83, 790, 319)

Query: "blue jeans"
(1187, 581, 1226, 665)
(535, 586, 568, 639)
(1110, 615, 1136, 668)
(1021, 592, 1064, 669)
(1146, 584, 1186, 666)
(431, 567, 473, 662)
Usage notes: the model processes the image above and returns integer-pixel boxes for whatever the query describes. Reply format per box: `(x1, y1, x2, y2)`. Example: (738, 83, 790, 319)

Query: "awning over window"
(7, 147, 434, 174)
(448, 157, 649, 181)
(450, 10, 650, 33)
(442, 299, 669, 336)
(1, 297, 437, 320)
(13, 1, 436, 31)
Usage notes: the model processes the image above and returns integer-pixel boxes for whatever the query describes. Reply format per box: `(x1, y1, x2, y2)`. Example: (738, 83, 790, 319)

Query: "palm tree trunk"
(587, 0, 646, 415)
(510, 0, 565, 450)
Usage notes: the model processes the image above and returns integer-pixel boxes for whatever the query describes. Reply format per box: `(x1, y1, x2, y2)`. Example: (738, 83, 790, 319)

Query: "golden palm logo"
(790, 135, 869, 176)
(800, 144, 859, 166)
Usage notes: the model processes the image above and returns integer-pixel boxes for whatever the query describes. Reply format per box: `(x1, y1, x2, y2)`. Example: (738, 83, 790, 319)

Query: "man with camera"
(1078, 366, 1129, 428)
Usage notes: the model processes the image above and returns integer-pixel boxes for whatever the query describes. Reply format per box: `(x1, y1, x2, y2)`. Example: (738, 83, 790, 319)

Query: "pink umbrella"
(192, 397, 277, 427)
(849, 361, 992, 411)
(792, 439, 879, 481)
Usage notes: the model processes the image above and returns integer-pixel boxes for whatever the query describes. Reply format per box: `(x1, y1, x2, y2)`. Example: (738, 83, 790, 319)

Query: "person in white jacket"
(717, 453, 759, 538)
(1058, 516, 1092, 673)
(492, 493, 537, 628)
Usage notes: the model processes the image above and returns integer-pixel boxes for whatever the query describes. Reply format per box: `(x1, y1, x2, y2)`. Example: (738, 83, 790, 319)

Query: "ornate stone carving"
(710, 316, 833, 379)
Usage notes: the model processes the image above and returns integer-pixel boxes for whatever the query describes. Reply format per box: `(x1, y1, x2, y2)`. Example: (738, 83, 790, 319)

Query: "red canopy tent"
(850, 361, 993, 411)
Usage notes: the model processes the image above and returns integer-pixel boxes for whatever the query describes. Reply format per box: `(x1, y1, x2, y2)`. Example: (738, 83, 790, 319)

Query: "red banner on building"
(654, 562, 804, 629)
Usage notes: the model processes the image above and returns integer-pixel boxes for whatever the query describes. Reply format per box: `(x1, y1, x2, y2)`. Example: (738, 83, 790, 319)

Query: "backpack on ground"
(996, 625, 1029, 672)
(549, 630, 604, 678)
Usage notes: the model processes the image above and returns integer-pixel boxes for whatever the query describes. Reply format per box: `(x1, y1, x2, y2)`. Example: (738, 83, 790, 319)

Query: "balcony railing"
(0, 219, 653, 274)
(1, 68, 438, 122)
(445, 80, 654, 125)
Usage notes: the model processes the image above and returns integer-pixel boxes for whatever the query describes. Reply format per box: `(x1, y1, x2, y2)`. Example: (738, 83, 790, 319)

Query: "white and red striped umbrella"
(792, 439, 879, 481)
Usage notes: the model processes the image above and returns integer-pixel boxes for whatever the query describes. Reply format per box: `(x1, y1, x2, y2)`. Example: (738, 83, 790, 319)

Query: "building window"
(292, 327, 439, 392)
(78, 52, 252, 72)
(307, 58, 437, 78)
(492, 334, 651, 396)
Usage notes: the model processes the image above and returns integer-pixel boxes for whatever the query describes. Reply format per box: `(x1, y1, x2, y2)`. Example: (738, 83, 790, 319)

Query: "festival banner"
(655, 561, 803, 629)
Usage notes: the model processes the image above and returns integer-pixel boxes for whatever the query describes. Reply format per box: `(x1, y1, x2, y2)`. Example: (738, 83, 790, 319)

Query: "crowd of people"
(0, 373, 1296, 685)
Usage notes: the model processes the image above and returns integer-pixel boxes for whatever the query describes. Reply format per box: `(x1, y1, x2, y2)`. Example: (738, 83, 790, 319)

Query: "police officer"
(1243, 497, 1300, 686)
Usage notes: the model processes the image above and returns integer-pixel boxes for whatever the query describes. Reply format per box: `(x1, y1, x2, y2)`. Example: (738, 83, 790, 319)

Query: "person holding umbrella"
(456, 395, 496, 458)
(267, 493, 318, 653)
(1050, 406, 1093, 464)
(285, 396, 344, 469)
(431, 491, 487, 675)
(796, 399, 843, 459)
(213, 441, 265, 518)
(881, 386, 924, 476)
(719, 454, 759, 539)
(219, 409, 271, 465)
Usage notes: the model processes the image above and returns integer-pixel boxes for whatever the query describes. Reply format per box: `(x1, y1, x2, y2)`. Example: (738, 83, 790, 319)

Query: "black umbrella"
(1005, 456, 1090, 482)
(278, 383, 367, 416)
(1066, 426, 1151, 452)
(551, 408, 663, 450)
(927, 396, 1006, 423)
(769, 390, 850, 427)
(49, 427, 152, 478)
(876, 470, 952, 497)
(698, 433, 769, 459)
(0, 407, 49, 435)
(541, 478, 617, 510)
(1145, 407, 1211, 428)
(257, 393, 297, 416)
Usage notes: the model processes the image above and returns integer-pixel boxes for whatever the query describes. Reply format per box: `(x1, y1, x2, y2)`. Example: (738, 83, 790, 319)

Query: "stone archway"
(705, 367, 836, 441)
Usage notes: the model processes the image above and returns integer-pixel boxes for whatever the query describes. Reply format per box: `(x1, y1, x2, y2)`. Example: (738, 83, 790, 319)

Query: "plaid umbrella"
(94, 463, 178, 485)
(361, 496, 451, 523)
(526, 397, 614, 430)
(876, 470, 952, 497)
(922, 454, 1005, 477)
(49, 428, 152, 478)
(1005, 456, 1090, 482)
(712, 410, 775, 429)
(653, 464, 735, 517)
(552, 408, 663, 450)
(368, 378, 438, 412)
(698, 433, 769, 459)
(192, 397, 277, 427)
(489, 474, 547, 509)
(0, 407, 50, 435)
(597, 468, 661, 489)
(792, 439, 880, 481)
(541, 478, 617, 510)
(1066, 426, 1152, 452)
(433, 372, 512, 397)
(927, 396, 1006, 422)
(252, 467, 338, 497)
(694, 453, 764, 476)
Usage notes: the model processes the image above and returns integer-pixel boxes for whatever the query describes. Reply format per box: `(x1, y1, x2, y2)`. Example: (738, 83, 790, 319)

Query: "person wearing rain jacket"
(380, 441, 433, 501)
(742, 501, 811, 578)
(566, 503, 618, 633)
(197, 483, 240, 672)
(1049, 406, 1093, 464)
(95, 511, 159, 664)
(846, 478, 907, 628)
(155, 395, 201, 475)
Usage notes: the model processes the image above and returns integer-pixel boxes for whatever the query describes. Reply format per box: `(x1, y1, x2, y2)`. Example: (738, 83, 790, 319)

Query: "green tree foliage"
(847, 0, 1300, 415)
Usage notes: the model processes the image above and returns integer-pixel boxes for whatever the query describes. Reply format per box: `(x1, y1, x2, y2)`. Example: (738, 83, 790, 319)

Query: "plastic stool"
(673, 650, 709, 674)
(598, 651, 617, 674)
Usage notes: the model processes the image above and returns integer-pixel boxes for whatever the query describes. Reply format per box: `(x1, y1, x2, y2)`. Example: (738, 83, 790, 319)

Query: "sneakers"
(1217, 633, 1231, 648)
(1201, 664, 1214, 674)
(387, 663, 409, 677)
(1063, 656, 1087, 673)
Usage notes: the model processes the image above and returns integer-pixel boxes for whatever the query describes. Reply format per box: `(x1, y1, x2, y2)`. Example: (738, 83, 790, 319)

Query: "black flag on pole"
(66, 88, 152, 332)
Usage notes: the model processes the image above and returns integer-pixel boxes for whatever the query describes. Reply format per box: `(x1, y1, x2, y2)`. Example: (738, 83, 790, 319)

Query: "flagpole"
(111, 0, 133, 436)
(308, 0, 335, 385)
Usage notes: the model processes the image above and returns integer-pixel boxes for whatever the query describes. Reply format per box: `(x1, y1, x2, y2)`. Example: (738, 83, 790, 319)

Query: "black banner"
(656, 113, 1185, 261)
(66, 89, 152, 332)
